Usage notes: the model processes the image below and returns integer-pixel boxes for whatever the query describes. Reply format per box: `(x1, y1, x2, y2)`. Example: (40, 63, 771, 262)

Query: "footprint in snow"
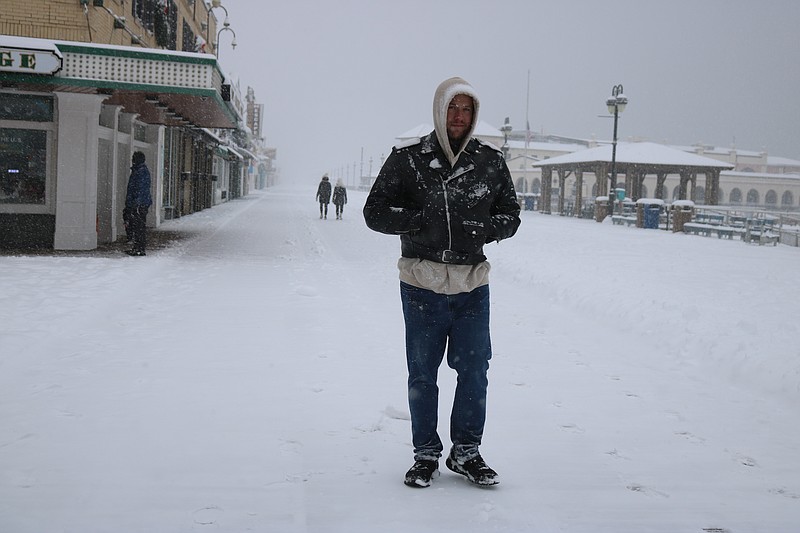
(192, 506, 223, 526)
(731, 452, 758, 467)
(626, 483, 670, 498)
(605, 449, 631, 461)
(476, 501, 495, 523)
(293, 285, 318, 297)
(675, 431, 706, 444)
(383, 405, 410, 421)
(769, 487, 800, 499)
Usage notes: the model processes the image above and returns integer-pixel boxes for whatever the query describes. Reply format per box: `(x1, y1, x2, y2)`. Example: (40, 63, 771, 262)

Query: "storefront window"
(0, 128, 48, 204)
(0, 93, 54, 122)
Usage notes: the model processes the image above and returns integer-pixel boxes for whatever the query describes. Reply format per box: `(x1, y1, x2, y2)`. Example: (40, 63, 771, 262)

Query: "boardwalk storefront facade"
(1, 35, 242, 250)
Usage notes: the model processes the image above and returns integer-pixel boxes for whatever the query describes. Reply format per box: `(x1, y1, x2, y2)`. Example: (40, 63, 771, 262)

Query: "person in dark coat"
(125, 151, 152, 256)
(316, 174, 332, 219)
(332, 178, 348, 220)
(363, 77, 520, 488)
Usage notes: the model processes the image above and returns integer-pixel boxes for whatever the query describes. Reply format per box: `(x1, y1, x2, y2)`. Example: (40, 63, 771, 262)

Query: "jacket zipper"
(440, 180, 453, 251)
(440, 163, 474, 252)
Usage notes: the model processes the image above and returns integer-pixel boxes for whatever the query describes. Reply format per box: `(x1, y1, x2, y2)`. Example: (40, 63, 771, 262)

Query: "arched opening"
(695, 186, 706, 204)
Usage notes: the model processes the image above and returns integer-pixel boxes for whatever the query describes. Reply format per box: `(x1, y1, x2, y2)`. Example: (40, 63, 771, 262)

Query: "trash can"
(671, 200, 695, 232)
(636, 199, 664, 229)
(595, 196, 609, 222)
(524, 193, 535, 211)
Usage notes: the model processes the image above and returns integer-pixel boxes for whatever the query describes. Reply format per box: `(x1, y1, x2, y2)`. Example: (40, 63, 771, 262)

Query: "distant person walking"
(124, 151, 152, 256)
(316, 174, 332, 219)
(332, 178, 348, 220)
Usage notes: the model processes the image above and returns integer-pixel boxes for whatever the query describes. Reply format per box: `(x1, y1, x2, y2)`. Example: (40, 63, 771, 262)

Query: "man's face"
(446, 94, 474, 143)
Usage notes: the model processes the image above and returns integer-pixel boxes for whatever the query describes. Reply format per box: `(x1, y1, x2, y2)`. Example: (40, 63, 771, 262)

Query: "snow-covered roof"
(767, 155, 800, 166)
(396, 120, 502, 141)
(508, 139, 586, 153)
(0, 34, 214, 60)
(472, 120, 503, 138)
(397, 123, 433, 139)
(532, 141, 735, 169)
(722, 170, 800, 180)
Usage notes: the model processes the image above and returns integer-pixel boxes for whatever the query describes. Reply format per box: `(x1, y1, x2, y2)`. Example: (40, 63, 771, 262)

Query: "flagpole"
(525, 69, 530, 194)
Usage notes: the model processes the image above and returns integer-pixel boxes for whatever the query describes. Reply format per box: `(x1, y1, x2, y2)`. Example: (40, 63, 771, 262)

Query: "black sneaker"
(446, 452, 499, 486)
(125, 249, 146, 256)
(404, 460, 439, 488)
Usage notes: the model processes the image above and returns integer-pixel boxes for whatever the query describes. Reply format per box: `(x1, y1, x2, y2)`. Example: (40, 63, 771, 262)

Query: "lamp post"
(215, 24, 237, 59)
(206, 0, 229, 55)
(500, 116, 512, 160)
(605, 84, 627, 217)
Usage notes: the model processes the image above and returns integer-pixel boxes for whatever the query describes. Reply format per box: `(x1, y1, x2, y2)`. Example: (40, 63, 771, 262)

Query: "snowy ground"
(1, 185, 799, 533)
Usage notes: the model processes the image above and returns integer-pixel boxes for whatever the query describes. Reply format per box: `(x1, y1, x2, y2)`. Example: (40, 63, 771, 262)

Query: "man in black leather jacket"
(364, 77, 520, 488)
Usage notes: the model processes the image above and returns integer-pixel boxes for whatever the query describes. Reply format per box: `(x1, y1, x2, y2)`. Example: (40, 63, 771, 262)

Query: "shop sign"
(0, 47, 62, 75)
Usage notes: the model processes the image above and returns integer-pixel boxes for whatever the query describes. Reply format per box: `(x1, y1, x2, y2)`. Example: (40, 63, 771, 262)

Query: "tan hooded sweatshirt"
(397, 77, 490, 294)
(432, 76, 481, 167)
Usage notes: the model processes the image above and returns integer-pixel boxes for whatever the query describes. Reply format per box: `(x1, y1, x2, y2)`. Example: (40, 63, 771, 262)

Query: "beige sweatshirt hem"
(397, 257, 490, 295)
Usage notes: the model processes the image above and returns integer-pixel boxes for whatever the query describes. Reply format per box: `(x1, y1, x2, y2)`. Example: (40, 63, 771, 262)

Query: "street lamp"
(215, 24, 237, 59)
(500, 116, 512, 160)
(605, 84, 627, 217)
(206, 1, 229, 55)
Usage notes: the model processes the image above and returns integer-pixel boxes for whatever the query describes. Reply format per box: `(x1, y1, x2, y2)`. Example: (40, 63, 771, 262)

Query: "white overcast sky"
(220, 0, 800, 183)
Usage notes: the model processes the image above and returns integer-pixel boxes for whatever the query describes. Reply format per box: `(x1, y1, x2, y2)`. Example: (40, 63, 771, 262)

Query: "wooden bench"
(744, 230, 779, 246)
(611, 215, 637, 227)
(715, 226, 738, 239)
(684, 222, 714, 236)
(685, 223, 743, 240)
(696, 213, 725, 225)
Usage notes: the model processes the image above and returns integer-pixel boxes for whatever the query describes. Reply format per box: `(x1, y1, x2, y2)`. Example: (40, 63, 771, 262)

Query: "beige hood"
(432, 77, 480, 167)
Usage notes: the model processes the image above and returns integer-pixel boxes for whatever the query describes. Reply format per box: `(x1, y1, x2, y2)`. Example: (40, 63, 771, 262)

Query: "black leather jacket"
(364, 133, 520, 265)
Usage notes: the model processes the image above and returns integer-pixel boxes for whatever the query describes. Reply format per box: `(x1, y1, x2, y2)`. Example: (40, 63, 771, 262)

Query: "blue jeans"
(400, 281, 492, 463)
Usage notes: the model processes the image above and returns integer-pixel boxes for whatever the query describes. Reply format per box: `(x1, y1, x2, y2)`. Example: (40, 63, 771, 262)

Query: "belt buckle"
(441, 250, 457, 263)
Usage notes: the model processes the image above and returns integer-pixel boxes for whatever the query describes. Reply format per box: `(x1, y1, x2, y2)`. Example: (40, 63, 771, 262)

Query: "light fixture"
(606, 92, 627, 115)
(500, 117, 512, 160)
(206, 2, 230, 54)
(605, 84, 628, 219)
(216, 25, 237, 58)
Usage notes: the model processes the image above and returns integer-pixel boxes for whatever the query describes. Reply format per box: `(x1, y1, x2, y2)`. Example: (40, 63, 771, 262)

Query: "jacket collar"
(421, 132, 478, 155)
(420, 132, 476, 174)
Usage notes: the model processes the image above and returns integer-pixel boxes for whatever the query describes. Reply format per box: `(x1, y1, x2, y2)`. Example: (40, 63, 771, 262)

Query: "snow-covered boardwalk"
(1, 186, 799, 532)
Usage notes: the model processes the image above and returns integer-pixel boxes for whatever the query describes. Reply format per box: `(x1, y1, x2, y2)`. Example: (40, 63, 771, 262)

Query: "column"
(53, 92, 107, 250)
(656, 171, 668, 200)
(705, 169, 720, 205)
(557, 168, 567, 215)
(540, 167, 552, 214)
